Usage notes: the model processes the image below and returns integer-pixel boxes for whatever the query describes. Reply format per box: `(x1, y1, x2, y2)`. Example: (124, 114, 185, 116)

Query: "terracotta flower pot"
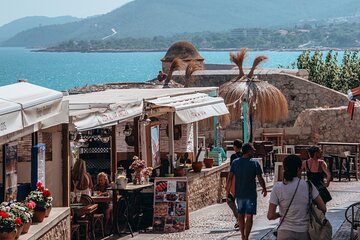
(192, 162, 203, 173)
(174, 168, 185, 177)
(45, 207, 52, 217)
(204, 158, 214, 168)
(33, 209, 46, 223)
(0, 231, 16, 240)
(15, 225, 23, 239)
(22, 219, 32, 234)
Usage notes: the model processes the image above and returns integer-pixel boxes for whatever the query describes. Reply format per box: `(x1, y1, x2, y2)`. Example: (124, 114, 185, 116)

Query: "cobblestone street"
(113, 180, 360, 240)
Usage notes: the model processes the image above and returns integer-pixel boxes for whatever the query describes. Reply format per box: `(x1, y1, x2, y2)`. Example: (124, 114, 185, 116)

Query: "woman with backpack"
(267, 154, 326, 240)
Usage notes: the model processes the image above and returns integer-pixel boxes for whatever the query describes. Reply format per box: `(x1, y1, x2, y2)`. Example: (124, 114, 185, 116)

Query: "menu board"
(153, 177, 188, 233)
(3, 142, 18, 202)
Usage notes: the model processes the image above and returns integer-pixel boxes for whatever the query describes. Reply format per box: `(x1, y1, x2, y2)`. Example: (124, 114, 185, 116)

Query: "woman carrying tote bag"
(267, 155, 326, 240)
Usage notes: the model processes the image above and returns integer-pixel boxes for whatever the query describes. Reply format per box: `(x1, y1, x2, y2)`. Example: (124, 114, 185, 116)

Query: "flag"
(347, 86, 360, 100)
(347, 101, 355, 120)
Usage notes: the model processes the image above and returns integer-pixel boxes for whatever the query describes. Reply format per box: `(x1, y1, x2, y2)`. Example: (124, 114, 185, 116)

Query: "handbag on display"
(272, 179, 301, 237)
(307, 181, 332, 240)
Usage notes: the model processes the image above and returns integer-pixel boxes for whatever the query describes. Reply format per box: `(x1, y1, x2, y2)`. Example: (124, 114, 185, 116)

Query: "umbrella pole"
(214, 116, 218, 147)
(242, 101, 249, 143)
(249, 110, 253, 143)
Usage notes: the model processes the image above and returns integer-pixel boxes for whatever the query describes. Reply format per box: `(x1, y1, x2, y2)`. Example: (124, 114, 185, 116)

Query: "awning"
(0, 99, 23, 136)
(0, 82, 68, 139)
(0, 82, 64, 127)
(147, 93, 229, 124)
(65, 91, 143, 131)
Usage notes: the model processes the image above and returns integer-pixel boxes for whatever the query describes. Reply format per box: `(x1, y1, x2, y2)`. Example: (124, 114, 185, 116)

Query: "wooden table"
(70, 203, 98, 221)
(91, 195, 112, 203)
(71, 203, 98, 239)
(262, 132, 284, 146)
(318, 142, 360, 180)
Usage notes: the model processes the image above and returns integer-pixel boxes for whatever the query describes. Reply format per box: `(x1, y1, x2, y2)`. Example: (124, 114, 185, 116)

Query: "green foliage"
(294, 50, 360, 93)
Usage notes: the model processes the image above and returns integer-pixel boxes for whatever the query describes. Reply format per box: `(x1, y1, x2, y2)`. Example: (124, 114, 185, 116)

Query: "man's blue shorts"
(236, 198, 257, 215)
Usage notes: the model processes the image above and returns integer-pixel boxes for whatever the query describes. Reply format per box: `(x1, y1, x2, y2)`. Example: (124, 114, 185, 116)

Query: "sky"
(0, 0, 133, 27)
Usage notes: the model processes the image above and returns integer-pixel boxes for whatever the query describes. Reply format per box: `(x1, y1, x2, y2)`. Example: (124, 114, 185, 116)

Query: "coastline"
(32, 47, 347, 53)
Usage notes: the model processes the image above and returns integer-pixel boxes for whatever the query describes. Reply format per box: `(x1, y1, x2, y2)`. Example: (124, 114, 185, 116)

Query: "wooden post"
(61, 124, 70, 207)
(356, 144, 359, 181)
(193, 121, 198, 159)
(168, 112, 175, 173)
(213, 116, 218, 147)
(134, 117, 140, 156)
(111, 125, 117, 182)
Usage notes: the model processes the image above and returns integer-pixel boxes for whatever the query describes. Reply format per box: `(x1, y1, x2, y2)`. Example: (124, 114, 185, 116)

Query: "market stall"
(65, 87, 231, 236)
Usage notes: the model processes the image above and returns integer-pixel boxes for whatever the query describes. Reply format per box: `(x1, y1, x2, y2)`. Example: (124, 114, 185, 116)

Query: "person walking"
(302, 146, 332, 204)
(227, 139, 243, 229)
(226, 143, 267, 240)
(268, 154, 326, 240)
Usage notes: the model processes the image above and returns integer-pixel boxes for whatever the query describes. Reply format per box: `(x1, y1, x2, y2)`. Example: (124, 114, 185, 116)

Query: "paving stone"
(112, 180, 360, 240)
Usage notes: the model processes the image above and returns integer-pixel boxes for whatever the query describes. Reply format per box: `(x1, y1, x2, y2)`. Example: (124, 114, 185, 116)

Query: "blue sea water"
(0, 47, 304, 91)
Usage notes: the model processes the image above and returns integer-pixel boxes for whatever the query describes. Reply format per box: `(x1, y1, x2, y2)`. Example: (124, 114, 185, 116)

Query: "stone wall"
(187, 162, 229, 212)
(39, 216, 70, 240)
(294, 105, 360, 151)
(174, 69, 348, 128)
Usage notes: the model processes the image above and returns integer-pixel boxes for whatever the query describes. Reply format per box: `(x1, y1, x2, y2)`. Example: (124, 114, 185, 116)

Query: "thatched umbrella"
(219, 48, 288, 142)
(184, 61, 204, 87)
(163, 58, 186, 88)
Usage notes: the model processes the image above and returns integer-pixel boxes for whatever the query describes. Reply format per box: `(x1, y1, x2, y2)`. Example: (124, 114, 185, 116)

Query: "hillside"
(0, 16, 80, 43)
(3, 0, 360, 47)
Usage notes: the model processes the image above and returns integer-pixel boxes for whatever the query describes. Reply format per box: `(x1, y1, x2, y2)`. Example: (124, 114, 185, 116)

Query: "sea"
(0, 47, 306, 91)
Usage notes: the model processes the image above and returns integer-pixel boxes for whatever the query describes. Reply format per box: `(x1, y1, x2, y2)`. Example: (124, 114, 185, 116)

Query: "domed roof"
(161, 41, 204, 62)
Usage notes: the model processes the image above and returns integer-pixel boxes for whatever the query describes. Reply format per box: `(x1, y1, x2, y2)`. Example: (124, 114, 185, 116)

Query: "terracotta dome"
(161, 41, 204, 62)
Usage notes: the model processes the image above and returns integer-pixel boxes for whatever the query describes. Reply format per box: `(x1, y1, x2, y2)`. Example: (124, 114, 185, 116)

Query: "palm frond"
(230, 48, 247, 78)
(184, 61, 203, 87)
(248, 55, 268, 78)
(163, 58, 185, 87)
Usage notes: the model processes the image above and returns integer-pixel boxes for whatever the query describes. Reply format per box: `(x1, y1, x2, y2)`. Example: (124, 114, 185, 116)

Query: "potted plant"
(130, 156, 146, 185)
(25, 182, 51, 222)
(192, 147, 203, 173)
(203, 157, 214, 168)
(44, 194, 53, 217)
(0, 210, 17, 240)
(141, 167, 153, 184)
(22, 201, 35, 234)
(202, 147, 214, 168)
(7, 202, 31, 237)
(174, 166, 185, 176)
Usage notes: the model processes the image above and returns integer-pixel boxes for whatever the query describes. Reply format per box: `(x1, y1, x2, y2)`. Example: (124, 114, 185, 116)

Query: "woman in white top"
(267, 154, 326, 240)
(72, 159, 93, 196)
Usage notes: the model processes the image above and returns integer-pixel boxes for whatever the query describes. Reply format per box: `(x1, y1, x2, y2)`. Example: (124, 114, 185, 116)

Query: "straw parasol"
(163, 58, 186, 88)
(219, 48, 288, 142)
(184, 61, 204, 87)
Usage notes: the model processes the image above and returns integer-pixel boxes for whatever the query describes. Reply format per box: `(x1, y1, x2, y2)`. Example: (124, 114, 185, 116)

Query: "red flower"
(26, 201, 36, 209)
(43, 190, 51, 198)
(38, 186, 45, 191)
(36, 182, 43, 188)
(15, 218, 22, 225)
(0, 211, 9, 218)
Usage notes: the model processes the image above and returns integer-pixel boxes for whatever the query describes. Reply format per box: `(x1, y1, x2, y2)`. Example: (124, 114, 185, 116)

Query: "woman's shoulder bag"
(307, 180, 332, 240)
